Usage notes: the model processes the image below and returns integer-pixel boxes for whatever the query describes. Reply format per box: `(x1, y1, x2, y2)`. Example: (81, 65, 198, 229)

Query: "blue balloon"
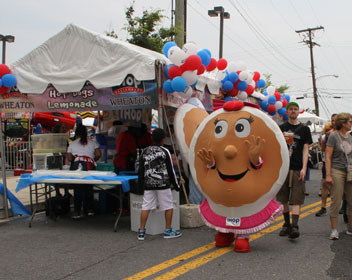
(256, 79, 266, 88)
(268, 95, 276, 105)
(224, 96, 233, 101)
(171, 77, 187, 92)
(163, 80, 174, 93)
(263, 88, 268, 96)
(164, 64, 173, 79)
(1, 74, 17, 87)
(201, 48, 212, 58)
(284, 95, 290, 102)
(269, 111, 276, 116)
(228, 72, 239, 83)
(261, 100, 268, 111)
(197, 50, 211, 66)
(283, 114, 289, 121)
(278, 107, 286, 115)
(0, 79, 2, 88)
(223, 81, 234, 91)
(221, 75, 229, 84)
(163, 42, 177, 57)
(237, 81, 248, 91)
(191, 81, 198, 88)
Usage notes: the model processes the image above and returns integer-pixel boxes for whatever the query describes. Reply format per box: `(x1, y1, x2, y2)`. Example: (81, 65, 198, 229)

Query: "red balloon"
(274, 92, 281, 101)
(245, 84, 254, 95)
(217, 58, 227, 71)
(197, 64, 205, 75)
(282, 98, 288, 108)
(228, 87, 239, 97)
(206, 58, 217, 72)
(224, 100, 243, 111)
(0, 86, 10, 95)
(0, 64, 11, 78)
(168, 65, 182, 79)
(180, 63, 189, 73)
(267, 104, 276, 113)
(253, 71, 260, 81)
(184, 55, 202, 71)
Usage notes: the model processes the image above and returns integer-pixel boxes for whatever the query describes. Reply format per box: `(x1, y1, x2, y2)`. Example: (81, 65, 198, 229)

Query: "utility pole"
(175, 0, 187, 47)
(296, 26, 324, 116)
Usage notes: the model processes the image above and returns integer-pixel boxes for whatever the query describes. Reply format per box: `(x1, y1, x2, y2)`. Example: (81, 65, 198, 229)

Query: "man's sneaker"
(315, 207, 327, 217)
(137, 229, 145, 241)
(164, 228, 182, 239)
(289, 226, 300, 239)
(346, 228, 352, 236)
(279, 224, 291, 236)
(330, 229, 339, 240)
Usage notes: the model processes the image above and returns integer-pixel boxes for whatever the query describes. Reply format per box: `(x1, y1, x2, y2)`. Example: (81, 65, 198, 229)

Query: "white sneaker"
(330, 229, 339, 240)
(346, 228, 352, 236)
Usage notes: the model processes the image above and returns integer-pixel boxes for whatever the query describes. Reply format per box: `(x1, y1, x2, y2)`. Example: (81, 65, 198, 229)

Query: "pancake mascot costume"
(174, 100, 289, 253)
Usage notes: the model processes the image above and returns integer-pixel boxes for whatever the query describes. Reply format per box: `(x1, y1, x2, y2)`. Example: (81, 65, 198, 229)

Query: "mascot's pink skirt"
(200, 199, 283, 235)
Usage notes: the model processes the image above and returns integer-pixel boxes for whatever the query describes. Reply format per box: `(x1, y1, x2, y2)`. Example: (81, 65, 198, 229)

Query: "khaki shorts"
(329, 168, 352, 217)
(276, 170, 306, 205)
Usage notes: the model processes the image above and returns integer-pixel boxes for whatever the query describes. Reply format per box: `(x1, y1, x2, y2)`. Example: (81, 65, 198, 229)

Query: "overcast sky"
(1, 0, 351, 119)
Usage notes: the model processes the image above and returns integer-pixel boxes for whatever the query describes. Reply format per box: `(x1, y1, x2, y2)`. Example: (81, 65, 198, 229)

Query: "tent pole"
(0, 114, 9, 219)
(156, 60, 163, 129)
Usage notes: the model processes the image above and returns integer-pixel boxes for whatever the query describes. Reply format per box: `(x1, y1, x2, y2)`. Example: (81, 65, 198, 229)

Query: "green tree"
(106, 4, 176, 53)
(262, 74, 289, 94)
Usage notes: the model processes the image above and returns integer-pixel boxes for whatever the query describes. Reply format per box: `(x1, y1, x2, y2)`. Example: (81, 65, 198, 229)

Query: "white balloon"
(216, 71, 227, 81)
(239, 71, 249, 81)
(168, 46, 187, 66)
(182, 42, 198, 56)
(182, 71, 198, 85)
(177, 86, 193, 98)
(275, 101, 283, 110)
(250, 81, 256, 87)
(245, 72, 253, 84)
(267, 85, 275, 95)
(238, 91, 248, 100)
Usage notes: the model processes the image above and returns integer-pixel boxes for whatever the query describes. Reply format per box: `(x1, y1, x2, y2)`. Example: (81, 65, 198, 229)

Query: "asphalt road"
(1, 168, 352, 280)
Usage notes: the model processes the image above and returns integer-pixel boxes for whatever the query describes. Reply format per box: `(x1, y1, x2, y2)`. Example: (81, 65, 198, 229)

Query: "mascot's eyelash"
(247, 116, 254, 123)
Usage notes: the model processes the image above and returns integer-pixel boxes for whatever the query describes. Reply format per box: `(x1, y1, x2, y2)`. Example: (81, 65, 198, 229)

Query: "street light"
(208, 6, 230, 58)
(313, 74, 338, 116)
(0, 34, 15, 64)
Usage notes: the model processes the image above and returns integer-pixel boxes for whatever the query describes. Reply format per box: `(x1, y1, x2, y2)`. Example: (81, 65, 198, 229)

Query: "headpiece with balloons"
(0, 64, 17, 95)
(161, 42, 291, 120)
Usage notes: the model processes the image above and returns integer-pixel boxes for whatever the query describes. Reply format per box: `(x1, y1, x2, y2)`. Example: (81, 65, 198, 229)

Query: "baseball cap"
(286, 101, 299, 110)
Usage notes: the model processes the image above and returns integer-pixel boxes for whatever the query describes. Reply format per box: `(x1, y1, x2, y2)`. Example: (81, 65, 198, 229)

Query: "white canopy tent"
(297, 111, 327, 126)
(10, 23, 169, 94)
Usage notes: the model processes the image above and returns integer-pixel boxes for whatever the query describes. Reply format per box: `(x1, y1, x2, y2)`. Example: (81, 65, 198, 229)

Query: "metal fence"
(3, 141, 32, 170)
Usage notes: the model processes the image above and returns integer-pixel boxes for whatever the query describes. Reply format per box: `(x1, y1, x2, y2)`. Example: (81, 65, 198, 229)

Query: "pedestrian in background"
(137, 128, 181, 240)
(316, 114, 336, 217)
(325, 112, 352, 240)
(277, 101, 313, 239)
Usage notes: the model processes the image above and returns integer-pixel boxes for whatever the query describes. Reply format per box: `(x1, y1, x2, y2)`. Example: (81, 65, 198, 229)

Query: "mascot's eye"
(214, 120, 228, 138)
(234, 119, 251, 138)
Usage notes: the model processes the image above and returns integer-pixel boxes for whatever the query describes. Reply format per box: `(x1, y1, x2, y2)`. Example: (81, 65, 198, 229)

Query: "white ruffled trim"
(199, 204, 283, 235)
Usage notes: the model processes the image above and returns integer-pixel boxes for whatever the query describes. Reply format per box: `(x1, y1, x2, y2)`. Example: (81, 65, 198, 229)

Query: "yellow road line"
(154, 203, 331, 280)
(124, 200, 330, 280)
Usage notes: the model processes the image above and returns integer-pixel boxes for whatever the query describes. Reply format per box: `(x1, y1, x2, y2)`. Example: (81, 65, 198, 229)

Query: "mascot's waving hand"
(174, 100, 289, 253)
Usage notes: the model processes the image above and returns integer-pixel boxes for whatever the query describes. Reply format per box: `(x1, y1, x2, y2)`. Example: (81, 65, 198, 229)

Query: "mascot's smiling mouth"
(217, 168, 249, 182)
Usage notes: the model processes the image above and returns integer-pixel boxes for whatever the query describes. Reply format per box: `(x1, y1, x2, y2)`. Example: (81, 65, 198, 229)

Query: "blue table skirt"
(16, 174, 138, 193)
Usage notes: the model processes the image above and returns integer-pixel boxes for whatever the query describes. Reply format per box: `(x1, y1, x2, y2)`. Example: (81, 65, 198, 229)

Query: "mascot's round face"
(189, 106, 288, 217)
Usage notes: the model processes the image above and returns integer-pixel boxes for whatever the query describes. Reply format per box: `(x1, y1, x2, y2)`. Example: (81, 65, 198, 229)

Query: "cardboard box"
(130, 190, 180, 235)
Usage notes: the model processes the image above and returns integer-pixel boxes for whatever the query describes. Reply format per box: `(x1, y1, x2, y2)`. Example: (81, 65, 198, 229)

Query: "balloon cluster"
(219, 62, 266, 101)
(260, 85, 290, 119)
(162, 41, 224, 99)
(0, 64, 17, 95)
